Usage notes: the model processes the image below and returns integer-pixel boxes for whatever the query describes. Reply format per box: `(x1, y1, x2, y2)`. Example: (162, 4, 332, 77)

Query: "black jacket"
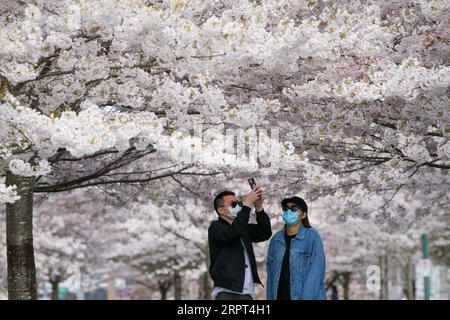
(208, 206, 272, 293)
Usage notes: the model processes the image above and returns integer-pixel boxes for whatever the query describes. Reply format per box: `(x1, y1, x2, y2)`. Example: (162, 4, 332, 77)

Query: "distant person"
(208, 186, 272, 300)
(266, 196, 326, 300)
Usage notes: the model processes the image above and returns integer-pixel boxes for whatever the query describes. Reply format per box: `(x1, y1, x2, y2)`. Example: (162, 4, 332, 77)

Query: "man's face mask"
(227, 200, 243, 219)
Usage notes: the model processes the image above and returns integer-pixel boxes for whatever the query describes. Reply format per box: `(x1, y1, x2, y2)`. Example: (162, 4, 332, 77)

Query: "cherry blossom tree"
(1, 0, 448, 300)
(32, 190, 106, 300)
(314, 190, 449, 299)
(0, 0, 219, 298)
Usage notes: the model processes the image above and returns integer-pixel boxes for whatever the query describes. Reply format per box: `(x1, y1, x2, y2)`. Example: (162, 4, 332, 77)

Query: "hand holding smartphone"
(248, 178, 262, 199)
(248, 178, 256, 190)
(248, 178, 264, 211)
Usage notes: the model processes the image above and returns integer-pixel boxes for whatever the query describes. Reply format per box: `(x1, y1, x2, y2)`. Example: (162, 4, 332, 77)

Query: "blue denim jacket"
(266, 224, 326, 300)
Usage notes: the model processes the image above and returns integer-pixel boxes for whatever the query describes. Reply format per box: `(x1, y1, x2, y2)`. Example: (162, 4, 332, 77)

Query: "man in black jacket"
(208, 185, 272, 300)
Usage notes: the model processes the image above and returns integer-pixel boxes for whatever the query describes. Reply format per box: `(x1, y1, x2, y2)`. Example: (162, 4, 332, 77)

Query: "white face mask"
(228, 204, 242, 219)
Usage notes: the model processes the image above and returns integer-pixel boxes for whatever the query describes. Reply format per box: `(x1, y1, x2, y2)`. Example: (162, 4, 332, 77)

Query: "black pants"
(215, 292, 253, 300)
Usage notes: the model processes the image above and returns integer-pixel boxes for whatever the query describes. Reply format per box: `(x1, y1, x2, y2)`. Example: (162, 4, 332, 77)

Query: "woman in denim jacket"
(266, 196, 326, 300)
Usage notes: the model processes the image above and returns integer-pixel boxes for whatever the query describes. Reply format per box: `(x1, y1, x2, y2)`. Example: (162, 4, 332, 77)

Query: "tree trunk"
(51, 280, 59, 300)
(107, 275, 116, 300)
(174, 271, 182, 300)
(160, 289, 167, 300)
(201, 254, 211, 300)
(379, 255, 389, 300)
(340, 272, 351, 300)
(403, 258, 415, 300)
(326, 271, 340, 300)
(5, 171, 36, 300)
(198, 272, 211, 300)
(158, 279, 172, 300)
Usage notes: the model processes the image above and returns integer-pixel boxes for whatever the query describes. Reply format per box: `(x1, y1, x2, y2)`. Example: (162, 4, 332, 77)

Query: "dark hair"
(281, 196, 312, 228)
(214, 190, 235, 214)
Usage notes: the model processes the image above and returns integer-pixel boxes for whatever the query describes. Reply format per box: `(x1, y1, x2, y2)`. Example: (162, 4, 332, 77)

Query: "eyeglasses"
(221, 200, 242, 208)
(282, 205, 298, 212)
(230, 201, 243, 208)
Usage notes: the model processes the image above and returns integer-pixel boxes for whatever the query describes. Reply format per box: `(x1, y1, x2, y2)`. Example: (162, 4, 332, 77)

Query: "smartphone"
(248, 178, 256, 190)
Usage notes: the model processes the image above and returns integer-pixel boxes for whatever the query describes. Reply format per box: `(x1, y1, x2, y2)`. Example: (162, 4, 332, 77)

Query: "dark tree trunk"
(379, 255, 389, 300)
(158, 278, 172, 300)
(6, 171, 36, 300)
(403, 258, 415, 300)
(198, 272, 211, 300)
(340, 272, 351, 300)
(49, 272, 62, 300)
(326, 271, 340, 300)
(174, 272, 182, 300)
(51, 280, 59, 300)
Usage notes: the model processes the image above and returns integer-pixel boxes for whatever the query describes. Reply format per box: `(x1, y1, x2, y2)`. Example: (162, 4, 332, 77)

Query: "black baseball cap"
(281, 196, 308, 213)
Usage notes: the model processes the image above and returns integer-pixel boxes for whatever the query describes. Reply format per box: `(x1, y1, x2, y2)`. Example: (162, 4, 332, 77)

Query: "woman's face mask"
(282, 209, 299, 227)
